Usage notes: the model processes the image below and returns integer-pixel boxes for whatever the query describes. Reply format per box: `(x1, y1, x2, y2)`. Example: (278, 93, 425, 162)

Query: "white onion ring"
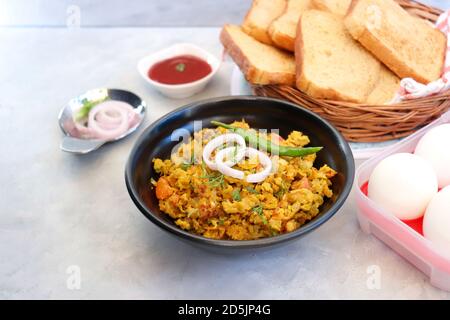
(202, 133, 246, 170)
(88, 102, 129, 140)
(245, 148, 273, 183)
(215, 147, 273, 183)
(215, 147, 245, 180)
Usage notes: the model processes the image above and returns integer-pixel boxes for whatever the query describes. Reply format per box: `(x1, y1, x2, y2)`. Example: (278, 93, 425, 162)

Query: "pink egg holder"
(355, 110, 450, 292)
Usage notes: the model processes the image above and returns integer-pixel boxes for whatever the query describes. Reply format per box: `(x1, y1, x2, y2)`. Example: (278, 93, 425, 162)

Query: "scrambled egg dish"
(152, 121, 336, 240)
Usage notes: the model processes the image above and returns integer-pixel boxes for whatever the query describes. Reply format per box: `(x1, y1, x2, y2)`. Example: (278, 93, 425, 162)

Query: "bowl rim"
(125, 96, 355, 248)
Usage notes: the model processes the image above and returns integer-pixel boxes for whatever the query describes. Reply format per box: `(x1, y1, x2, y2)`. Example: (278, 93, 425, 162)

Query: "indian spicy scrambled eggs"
(152, 121, 336, 240)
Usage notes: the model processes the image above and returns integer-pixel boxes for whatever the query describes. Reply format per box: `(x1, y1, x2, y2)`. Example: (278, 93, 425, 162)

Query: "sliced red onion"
(96, 108, 122, 125)
(72, 100, 137, 141)
(127, 111, 140, 128)
(202, 133, 246, 170)
(72, 119, 95, 138)
(87, 101, 130, 140)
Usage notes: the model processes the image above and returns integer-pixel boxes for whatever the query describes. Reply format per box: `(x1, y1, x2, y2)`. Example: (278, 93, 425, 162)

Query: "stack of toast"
(220, 0, 446, 104)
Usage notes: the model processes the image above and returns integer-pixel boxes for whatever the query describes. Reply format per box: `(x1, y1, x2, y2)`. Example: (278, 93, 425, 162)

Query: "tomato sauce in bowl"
(148, 55, 212, 85)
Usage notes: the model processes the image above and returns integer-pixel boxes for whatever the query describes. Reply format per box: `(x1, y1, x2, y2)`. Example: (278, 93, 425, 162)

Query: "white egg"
(423, 186, 450, 258)
(415, 124, 450, 189)
(368, 153, 438, 220)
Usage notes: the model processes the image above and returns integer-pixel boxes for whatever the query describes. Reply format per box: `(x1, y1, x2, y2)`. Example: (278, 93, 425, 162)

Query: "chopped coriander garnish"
(245, 186, 259, 194)
(274, 190, 284, 200)
(180, 153, 195, 171)
(252, 205, 267, 225)
(201, 161, 208, 175)
(275, 181, 288, 199)
(207, 173, 225, 188)
(216, 144, 226, 151)
(175, 63, 186, 72)
(231, 146, 238, 163)
(252, 204, 263, 215)
(232, 188, 241, 201)
(200, 163, 225, 188)
(180, 163, 191, 171)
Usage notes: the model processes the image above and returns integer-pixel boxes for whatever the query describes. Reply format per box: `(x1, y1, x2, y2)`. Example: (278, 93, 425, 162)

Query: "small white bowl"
(137, 43, 221, 99)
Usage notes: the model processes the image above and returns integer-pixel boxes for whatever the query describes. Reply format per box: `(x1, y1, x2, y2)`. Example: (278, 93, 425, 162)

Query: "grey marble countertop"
(1, 27, 450, 300)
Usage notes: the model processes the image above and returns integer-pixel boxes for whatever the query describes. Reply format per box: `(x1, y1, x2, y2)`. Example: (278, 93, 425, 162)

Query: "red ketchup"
(148, 55, 212, 85)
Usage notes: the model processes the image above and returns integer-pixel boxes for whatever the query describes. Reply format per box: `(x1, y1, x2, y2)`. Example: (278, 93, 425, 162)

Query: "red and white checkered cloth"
(392, 9, 450, 102)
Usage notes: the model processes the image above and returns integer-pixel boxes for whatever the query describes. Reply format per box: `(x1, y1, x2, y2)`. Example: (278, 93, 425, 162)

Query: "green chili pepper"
(211, 121, 322, 157)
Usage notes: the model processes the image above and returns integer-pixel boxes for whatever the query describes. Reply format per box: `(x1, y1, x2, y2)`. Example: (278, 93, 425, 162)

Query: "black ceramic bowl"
(125, 96, 354, 250)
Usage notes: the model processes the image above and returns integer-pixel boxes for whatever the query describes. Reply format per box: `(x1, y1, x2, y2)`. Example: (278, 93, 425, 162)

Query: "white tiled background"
(0, 0, 447, 27)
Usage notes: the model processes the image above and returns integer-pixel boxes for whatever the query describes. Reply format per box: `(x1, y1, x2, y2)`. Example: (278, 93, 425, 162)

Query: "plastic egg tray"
(355, 110, 450, 292)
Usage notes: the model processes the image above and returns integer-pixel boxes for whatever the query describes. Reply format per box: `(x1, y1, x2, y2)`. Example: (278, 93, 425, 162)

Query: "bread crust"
(269, 28, 296, 51)
(346, 0, 358, 16)
(345, 0, 446, 84)
(242, 24, 274, 45)
(347, 25, 423, 82)
(242, 0, 287, 45)
(268, 0, 312, 52)
(220, 25, 295, 86)
(295, 11, 378, 102)
(295, 15, 307, 92)
(295, 13, 349, 101)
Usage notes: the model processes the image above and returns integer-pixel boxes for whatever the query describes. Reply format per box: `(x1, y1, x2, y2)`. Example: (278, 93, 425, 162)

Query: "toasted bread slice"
(268, 0, 311, 51)
(221, 24, 296, 86)
(296, 10, 381, 103)
(242, 0, 287, 45)
(311, 0, 352, 16)
(345, 0, 446, 84)
(366, 65, 400, 104)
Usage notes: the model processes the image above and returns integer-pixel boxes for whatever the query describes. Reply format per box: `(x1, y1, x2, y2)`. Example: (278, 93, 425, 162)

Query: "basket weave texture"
(253, 0, 450, 142)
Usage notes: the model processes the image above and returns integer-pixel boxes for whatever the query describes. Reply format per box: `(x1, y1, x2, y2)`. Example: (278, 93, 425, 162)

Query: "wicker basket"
(253, 0, 450, 142)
